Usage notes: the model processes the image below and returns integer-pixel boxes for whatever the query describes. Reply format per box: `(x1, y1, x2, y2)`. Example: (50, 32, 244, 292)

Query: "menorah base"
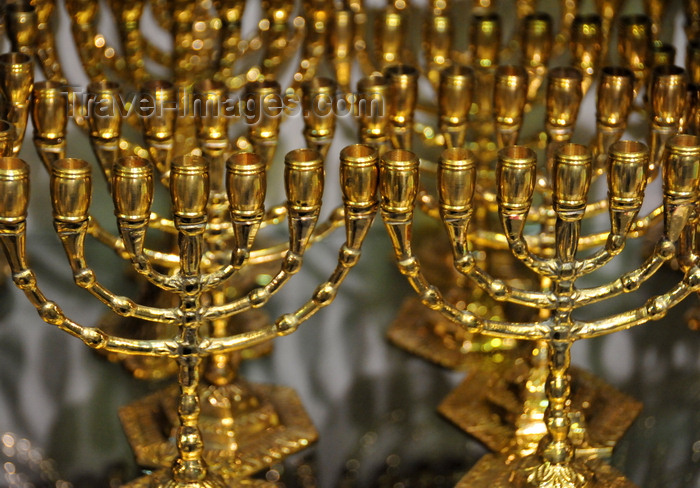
(387, 294, 522, 370)
(123, 468, 277, 488)
(456, 452, 636, 488)
(120, 382, 317, 479)
(439, 360, 642, 457)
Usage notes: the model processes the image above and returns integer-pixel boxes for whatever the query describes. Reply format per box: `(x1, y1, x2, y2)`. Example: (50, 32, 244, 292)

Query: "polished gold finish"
(545, 67, 583, 174)
(440, 360, 642, 462)
(438, 65, 474, 149)
(330, 9, 354, 92)
(244, 80, 282, 167)
(594, 66, 634, 172)
(143, 79, 178, 177)
(193, 79, 227, 205)
(0, 120, 16, 157)
(301, 77, 337, 158)
(618, 14, 653, 96)
(0, 142, 380, 487)
(5, 2, 37, 61)
(7, 1, 700, 485)
(471, 13, 501, 133)
(0, 52, 33, 155)
(356, 74, 390, 153)
(85, 80, 122, 184)
(570, 14, 602, 95)
(380, 137, 700, 488)
(376, 8, 405, 70)
(424, 10, 452, 88)
(31, 81, 68, 171)
(493, 65, 528, 148)
(521, 13, 553, 102)
(384, 64, 419, 150)
(649, 65, 687, 179)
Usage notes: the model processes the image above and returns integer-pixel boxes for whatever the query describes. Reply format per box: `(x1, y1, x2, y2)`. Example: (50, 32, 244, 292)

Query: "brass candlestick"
(0, 143, 380, 487)
(379, 136, 700, 487)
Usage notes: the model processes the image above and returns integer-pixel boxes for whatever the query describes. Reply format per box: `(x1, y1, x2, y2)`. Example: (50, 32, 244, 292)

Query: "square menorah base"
(119, 382, 318, 480)
(456, 452, 636, 488)
(439, 363, 642, 456)
(387, 295, 524, 370)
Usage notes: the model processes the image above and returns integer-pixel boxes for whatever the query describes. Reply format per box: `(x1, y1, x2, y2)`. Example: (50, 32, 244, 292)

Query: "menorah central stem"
(540, 214, 581, 467)
(173, 349, 207, 484)
(539, 339, 574, 466)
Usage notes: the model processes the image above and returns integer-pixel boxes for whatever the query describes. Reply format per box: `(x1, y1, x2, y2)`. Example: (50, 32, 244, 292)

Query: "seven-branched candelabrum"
(378, 135, 700, 487)
(0, 143, 379, 488)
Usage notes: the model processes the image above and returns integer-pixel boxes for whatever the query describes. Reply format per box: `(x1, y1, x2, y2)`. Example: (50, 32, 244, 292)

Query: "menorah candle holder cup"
(30, 80, 68, 171)
(5, 2, 37, 61)
(438, 64, 474, 150)
(244, 80, 283, 167)
(375, 8, 404, 70)
(521, 12, 553, 102)
(301, 77, 337, 158)
(356, 74, 390, 153)
(384, 64, 419, 151)
(493, 65, 528, 149)
(570, 14, 603, 95)
(618, 14, 653, 96)
(424, 9, 451, 89)
(593, 66, 634, 172)
(649, 65, 688, 179)
(0, 52, 33, 156)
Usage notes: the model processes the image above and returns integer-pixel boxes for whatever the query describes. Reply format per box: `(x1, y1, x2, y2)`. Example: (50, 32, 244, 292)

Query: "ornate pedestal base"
(439, 359, 642, 457)
(457, 453, 636, 488)
(124, 470, 277, 488)
(120, 382, 317, 481)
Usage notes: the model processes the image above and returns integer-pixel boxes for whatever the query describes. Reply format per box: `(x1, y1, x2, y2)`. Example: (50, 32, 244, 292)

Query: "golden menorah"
(0, 35, 355, 477)
(1, 0, 700, 486)
(0, 141, 380, 487)
(378, 134, 700, 487)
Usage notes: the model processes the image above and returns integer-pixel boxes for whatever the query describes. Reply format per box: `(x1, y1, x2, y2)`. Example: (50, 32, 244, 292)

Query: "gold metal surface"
(618, 14, 653, 95)
(3, 1, 700, 485)
(493, 65, 528, 148)
(120, 382, 317, 480)
(0, 52, 32, 155)
(570, 14, 602, 95)
(0, 142, 380, 487)
(439, 360, 642, 458)
(380, 137, 700, 487)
